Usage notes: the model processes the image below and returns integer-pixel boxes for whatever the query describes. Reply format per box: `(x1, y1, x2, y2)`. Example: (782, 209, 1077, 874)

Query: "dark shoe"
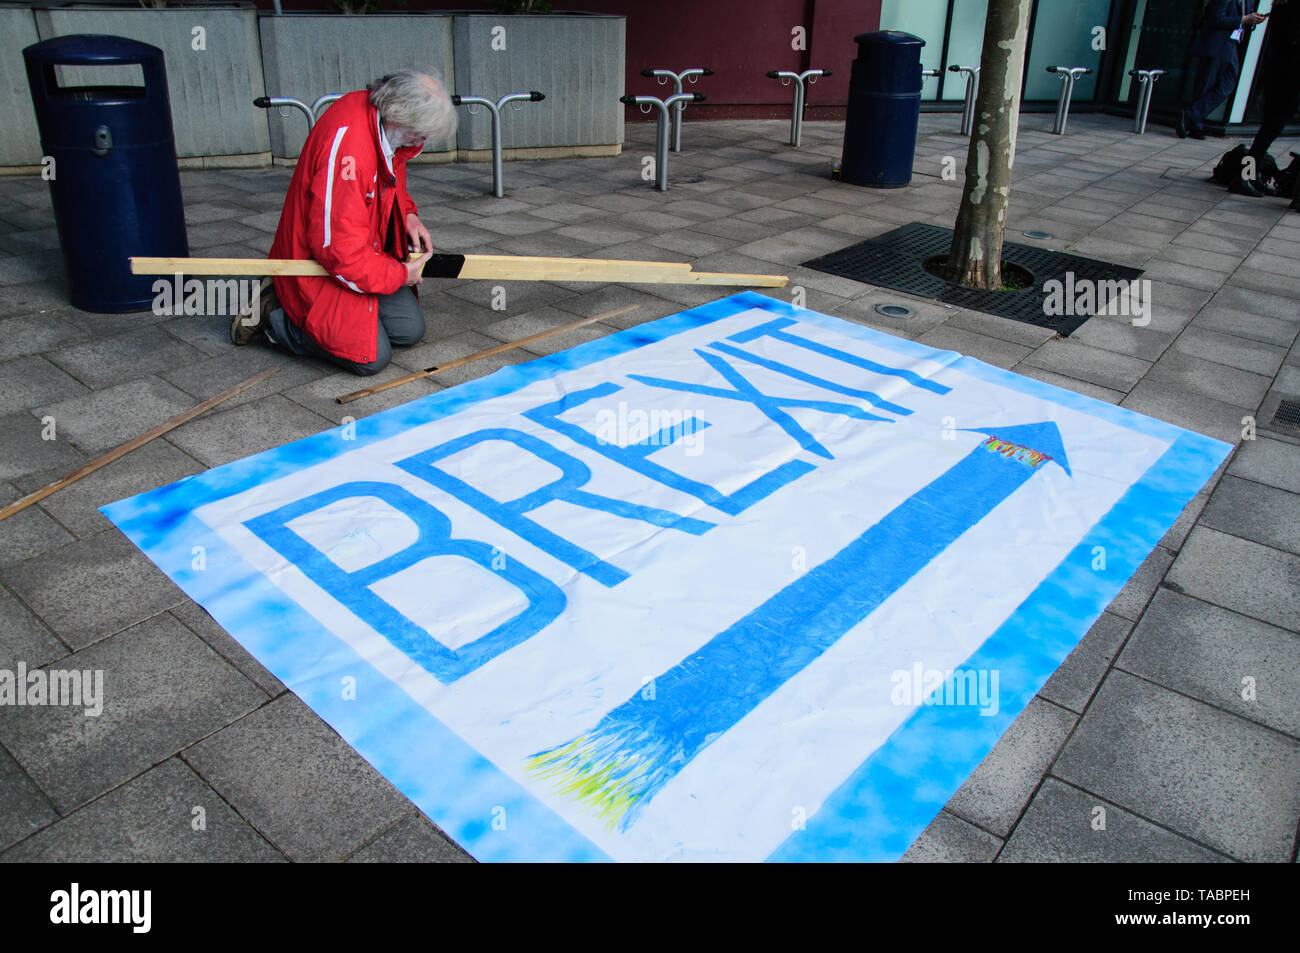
(1175, 112, 1188, 139)
(231, 278, 274, 346)
(1189, 126, 1207, 140)
(1228, 177, 1264, 197)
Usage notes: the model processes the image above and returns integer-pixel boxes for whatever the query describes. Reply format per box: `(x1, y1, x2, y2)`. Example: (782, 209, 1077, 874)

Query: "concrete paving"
(0, 111, 1297, 862)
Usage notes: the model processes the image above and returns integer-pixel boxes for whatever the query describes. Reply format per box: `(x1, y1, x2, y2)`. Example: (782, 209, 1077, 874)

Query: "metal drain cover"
(1272, 399, 1300, 429)
(876, 303, 915, 318)
(1023, 230, 1054, 240)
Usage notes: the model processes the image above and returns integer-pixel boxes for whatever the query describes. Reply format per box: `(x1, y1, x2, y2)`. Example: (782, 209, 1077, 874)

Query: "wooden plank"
(336, 304, 639, 404)
(0, 368, 280, 524)
(130, 255, 788, 287)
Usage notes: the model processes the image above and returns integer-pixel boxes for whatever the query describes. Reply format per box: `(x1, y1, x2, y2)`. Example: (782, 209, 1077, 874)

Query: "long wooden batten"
(130, 254, 788, 288)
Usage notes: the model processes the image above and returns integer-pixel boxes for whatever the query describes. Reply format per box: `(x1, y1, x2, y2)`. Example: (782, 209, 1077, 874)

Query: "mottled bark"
(946, 0, 1032, 289)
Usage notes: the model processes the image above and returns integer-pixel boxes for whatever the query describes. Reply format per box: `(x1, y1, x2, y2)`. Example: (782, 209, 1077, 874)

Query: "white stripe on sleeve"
(322, 125, 349, 249)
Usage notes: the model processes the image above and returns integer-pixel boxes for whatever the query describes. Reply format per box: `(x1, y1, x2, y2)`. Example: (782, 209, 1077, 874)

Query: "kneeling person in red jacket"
(234, 70, 457, 375)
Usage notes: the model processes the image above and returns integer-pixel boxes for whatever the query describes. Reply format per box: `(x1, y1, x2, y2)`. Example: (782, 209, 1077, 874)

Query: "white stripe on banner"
(322, 126, 349, 249)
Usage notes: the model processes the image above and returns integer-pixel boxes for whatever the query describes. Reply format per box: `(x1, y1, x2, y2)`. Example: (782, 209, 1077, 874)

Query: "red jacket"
(270, 90, 422, 363)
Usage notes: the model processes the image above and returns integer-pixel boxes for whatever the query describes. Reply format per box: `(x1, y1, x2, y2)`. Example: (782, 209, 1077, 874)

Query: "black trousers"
(268, 286, 425, 376)
(1186, 46, 1242, 131)
(1249, 63, 1300, 159)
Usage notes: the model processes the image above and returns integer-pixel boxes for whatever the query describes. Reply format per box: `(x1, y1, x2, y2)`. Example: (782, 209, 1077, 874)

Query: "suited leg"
(1187, 50, 1240, 131)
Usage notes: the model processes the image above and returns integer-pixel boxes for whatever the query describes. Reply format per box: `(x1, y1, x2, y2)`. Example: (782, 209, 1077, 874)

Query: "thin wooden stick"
(337, 304, 639, 404)
(0, 368, 279, 524)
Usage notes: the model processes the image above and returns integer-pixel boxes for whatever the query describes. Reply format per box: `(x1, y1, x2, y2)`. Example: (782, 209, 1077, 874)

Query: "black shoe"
(1175, 112, 1188, 139)
(1228, 177, 1264, 197)
(1189, 126, 1207, 140)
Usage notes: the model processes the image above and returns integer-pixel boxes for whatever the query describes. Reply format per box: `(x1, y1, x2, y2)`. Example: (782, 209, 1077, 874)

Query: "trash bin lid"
(853, 30, 926, 48)
(23, 34, 163, 67)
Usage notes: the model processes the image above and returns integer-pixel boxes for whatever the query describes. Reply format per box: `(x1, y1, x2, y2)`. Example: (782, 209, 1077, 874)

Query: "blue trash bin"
(23, 35, 188, 313)
(839, 31, 925, 188)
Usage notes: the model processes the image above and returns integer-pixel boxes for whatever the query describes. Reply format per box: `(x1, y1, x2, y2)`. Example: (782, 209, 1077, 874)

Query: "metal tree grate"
(803, 222, 1146, 337)
(1272, 399, 1300, 429)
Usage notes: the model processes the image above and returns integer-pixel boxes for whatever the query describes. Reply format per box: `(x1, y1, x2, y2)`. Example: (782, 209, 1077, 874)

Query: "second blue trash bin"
(24, 34, 188, 313)
(839, 31, 926, 189)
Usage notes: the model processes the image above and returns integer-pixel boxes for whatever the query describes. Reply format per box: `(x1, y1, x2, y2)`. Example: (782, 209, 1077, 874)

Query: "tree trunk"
(946, 0, 1032, 289)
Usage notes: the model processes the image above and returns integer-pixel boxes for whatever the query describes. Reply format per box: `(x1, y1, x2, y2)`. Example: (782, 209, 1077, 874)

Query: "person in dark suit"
(1177, 0, 1268, 139)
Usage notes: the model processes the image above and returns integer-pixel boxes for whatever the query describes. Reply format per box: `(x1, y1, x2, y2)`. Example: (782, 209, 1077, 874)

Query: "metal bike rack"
(311, 93, 344, 122)
(451, 90, 546, 198)
(253, 95, 315, 130)
(765, 68, 831, 148)
(947, 65, 980, 136)
(1046, 66, 1093, 135)
(1127, 69, 1165, 135)
(620, 92, 705, 191)
(640, 67, 712, 152)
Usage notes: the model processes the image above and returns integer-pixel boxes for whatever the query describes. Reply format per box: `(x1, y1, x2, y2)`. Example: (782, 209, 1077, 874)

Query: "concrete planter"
(257, 13, 457, 163)
(29, 4, 270, 166)
(451, 13, 624, 158)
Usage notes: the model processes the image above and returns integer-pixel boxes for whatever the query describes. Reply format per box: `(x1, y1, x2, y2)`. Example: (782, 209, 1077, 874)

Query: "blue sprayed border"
(101, 291, 1229, 862)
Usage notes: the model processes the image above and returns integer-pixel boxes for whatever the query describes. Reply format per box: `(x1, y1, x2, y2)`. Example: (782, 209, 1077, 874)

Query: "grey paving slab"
(1052, 669, 1300, 862)
(553, 223, 649, 247)
(0, 310, 85, 360)
(646, 228, 736, 257)
(0, 481, 74, 570)
(1038, 611, 1133, 714)
(1067, 316, 1175, 363)
(0, 585, 67, 672)
(945, 698, 1078, 838)
(0, 612, 266, 813)
(1199, 473, 1300, 556)
(1167, 525, 1300, 630)
(916, 326, 1033, 372)
(170, 602, 285, 700)
(184, 694, 412, 863)
(1012, 365, 1126, 404)
(0, 745, 57, 854)
(0, 356, 86, 416)
(160, 347, 331, 412)
(1021, 338, 1151, 392)
(34, 376, 196, 456)
(1173, 326, 1288, 377)
(1209, 284, 1300, 322)
(1145, 349, 1273, 410)
(0, 758, 282, 862)
(998, 778, 1230, 863)
(900, 810, 1002, 863)
(1227, 436, 1300, 493)
(551, 285, 683, 329)
(346, 813, 473, 863)
(281, 365, 442, 427)
(1191, 305, 1299, 349)
(0, 410, 84, 483)
(942, 310, 1058, 349)
(1120, 380, 1250, 445)
(1120, 589, 1300, 739)
(165, 394, 331, 468)
(0, 530, 184, 650)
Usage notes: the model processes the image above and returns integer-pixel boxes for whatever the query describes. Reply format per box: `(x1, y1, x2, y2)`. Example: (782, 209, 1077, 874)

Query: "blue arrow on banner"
(527, 422, 1072, 831)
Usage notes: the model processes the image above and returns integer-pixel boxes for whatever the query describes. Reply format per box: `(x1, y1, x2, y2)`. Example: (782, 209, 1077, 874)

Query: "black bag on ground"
(1210, 145, 1248, 185)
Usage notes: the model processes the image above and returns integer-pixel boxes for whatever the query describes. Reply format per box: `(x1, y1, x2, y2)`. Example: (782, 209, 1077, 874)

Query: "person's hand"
(406, 213, 433, 255)
(404, 247, 432, 287)
(1245, 12, 1267, 25)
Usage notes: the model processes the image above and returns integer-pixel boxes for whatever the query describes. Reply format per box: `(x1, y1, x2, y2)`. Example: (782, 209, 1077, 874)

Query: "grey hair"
(368, 70, 458, 143)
